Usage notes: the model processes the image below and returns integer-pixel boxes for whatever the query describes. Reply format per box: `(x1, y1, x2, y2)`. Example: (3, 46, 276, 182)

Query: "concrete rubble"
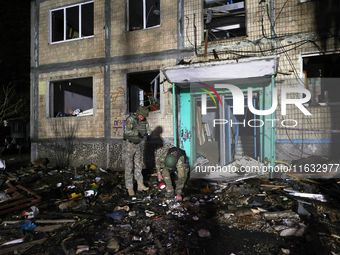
(0, 155, 340, 254)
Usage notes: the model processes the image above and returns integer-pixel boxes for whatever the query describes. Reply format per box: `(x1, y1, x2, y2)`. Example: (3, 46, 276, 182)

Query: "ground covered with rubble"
(1, 155, 340, 254)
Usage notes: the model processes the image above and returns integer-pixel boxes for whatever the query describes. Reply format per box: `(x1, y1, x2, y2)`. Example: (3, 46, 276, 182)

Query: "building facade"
(30, 0, 340, 169)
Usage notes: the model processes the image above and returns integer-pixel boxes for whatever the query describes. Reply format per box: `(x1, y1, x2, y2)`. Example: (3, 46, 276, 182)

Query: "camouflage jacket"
(156, 149, 189, 194)
(123, 113, 151, 144)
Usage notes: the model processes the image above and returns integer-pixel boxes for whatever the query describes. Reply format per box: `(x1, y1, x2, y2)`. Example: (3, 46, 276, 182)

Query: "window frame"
(127, 0, 161, 32)
(47, 77, 94, 118)
(203, 0, 246, 42)
(301, 52, 340, 105)
(125, 70, 161, 114)
(49, 1, 94, 44)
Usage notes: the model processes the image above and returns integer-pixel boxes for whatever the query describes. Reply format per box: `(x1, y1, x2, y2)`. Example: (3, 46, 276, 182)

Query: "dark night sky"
(0, 1, 31, 119)
(0, 1, 30, 88)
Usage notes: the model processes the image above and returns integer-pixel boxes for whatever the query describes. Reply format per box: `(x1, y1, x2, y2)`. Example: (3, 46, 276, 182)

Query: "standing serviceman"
(123, 106, 152, 196)
(156, 147, 189, 201)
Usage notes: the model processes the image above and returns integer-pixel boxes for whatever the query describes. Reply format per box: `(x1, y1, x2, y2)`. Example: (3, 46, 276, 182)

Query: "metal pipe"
(259, 88, 264, 162)
(254, 97, 257, 159)
(270, 74, 276, 178)
(193, 13, 197, 55)
(172, 83, 177, 147)
(270, 0, 275, 51)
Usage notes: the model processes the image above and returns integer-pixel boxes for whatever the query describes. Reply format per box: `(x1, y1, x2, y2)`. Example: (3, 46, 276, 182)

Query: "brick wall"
(182, 0, 340, 160)
(110, 58, 177, 139)
(38, 67, 105, 138)
(111, 0, 178, 56)
(39, 0, 105, 65)
(184, 0, 339, 131)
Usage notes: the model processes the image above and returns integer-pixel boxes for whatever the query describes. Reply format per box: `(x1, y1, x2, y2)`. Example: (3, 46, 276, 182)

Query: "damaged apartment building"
(30, 0, 340, 170)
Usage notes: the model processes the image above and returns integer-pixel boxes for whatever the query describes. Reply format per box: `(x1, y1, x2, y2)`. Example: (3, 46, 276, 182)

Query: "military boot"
(127, 188, 135, 196)
(137, 181, 149, 191)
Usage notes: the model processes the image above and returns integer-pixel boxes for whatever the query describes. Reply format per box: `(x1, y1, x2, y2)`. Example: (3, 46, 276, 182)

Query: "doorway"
(224, 96, 259, 165)
(194, 94, 259, 166)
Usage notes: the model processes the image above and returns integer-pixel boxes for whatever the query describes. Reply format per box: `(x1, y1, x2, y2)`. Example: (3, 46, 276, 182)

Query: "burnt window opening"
(49, 77, 93, 118)
(127, 71, 160, 113)
(51, 1, 94, 43)
(303, 53, 340, 104)
(204, 0, 246, 41)
(127, 0, 160, 31)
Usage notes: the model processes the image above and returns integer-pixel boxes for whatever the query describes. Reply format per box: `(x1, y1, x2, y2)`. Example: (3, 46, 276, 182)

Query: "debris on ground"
(0, 155, 340, 254)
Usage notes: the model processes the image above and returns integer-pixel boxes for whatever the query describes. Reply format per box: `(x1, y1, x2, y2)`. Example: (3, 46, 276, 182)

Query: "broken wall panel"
(204, 0, 246, 41)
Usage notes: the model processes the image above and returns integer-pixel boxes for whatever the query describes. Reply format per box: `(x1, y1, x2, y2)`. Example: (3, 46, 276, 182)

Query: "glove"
(138, 132, 144, 138)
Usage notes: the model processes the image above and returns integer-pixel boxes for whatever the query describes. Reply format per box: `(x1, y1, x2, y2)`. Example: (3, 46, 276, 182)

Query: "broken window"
(126, 71, 160, 113)
(50, 1, 94, 43)
(49, 77, 93, 117)
(204, 0, 246, 41)
(127, 0, 160, 31)
(303, 53, 340, 104)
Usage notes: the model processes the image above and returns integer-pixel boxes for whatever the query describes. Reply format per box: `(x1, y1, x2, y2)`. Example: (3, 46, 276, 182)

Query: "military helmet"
(165, 154, 177, 168)
(136, 106, 149, 117)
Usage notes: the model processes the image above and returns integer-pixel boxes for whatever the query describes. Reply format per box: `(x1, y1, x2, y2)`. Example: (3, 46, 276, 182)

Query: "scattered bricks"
(262, 210, 300, 221)
(235, 208, 254, 217)
(280, 224, 307, 237)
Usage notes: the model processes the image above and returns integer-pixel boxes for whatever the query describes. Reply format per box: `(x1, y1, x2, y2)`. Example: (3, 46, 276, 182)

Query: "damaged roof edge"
(161, 55, 280, 85)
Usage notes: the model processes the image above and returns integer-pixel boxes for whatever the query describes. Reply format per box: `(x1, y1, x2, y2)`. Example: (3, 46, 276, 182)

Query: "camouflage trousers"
(122, 140, 144, 189)
(161, 167, 188, 195)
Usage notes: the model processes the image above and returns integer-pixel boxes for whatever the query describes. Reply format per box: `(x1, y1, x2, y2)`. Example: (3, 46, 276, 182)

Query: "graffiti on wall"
(111, 87, 124, 103)
(181, 128, 191, 142)
(111, 87, 124, 117)
(113, 119, 124, 137)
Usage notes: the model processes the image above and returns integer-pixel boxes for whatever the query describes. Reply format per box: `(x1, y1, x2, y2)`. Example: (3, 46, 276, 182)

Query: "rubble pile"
(1, 158, 340, 254)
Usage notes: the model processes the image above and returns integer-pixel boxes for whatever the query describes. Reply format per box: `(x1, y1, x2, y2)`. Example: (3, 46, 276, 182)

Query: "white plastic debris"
(0, 159, 5, 170)
(128, 211, 136, 217)
(0, 192, 11, 202)
(145, 210, 155, 217)
(22, 206, 39, 219)
(198, 229, 211, 238)
(84, 189, 97, 197)
(1, 237, 24, 246)
(280, 224, 306, 237)
(223, 213, 235, 219)
(283, 189, 327, 202)
(281, 248, 290, 254)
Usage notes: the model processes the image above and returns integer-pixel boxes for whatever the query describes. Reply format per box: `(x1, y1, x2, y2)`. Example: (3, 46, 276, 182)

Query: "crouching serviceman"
(123, 106, 152, 196)
(156, 147, 189, 201)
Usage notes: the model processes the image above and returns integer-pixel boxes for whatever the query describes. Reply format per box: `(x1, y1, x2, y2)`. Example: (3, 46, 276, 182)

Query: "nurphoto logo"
(201, 84, 311, 116)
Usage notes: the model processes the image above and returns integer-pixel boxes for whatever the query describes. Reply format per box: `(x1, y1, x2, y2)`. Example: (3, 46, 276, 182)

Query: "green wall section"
(173, 83, 177, 147)
(260, 76, 276, 175)
(179, 89, 194, 166)
(178, 80, 276, 170)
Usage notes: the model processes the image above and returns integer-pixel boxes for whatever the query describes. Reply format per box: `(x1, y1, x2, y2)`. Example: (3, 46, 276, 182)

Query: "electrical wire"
(263, 1, 333, 157)
(274, 0, 290, 26)
(184, 1, 340, 157)
(185, 15, 195, 48)
(274, 28, 332, 155)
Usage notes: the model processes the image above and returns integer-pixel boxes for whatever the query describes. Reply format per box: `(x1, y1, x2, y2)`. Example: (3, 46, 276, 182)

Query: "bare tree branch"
(0, 83, 27, 125)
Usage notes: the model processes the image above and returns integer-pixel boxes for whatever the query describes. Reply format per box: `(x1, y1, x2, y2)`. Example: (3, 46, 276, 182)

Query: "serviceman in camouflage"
(156, 147, 189, 201)
(123, 106, 152, 196)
